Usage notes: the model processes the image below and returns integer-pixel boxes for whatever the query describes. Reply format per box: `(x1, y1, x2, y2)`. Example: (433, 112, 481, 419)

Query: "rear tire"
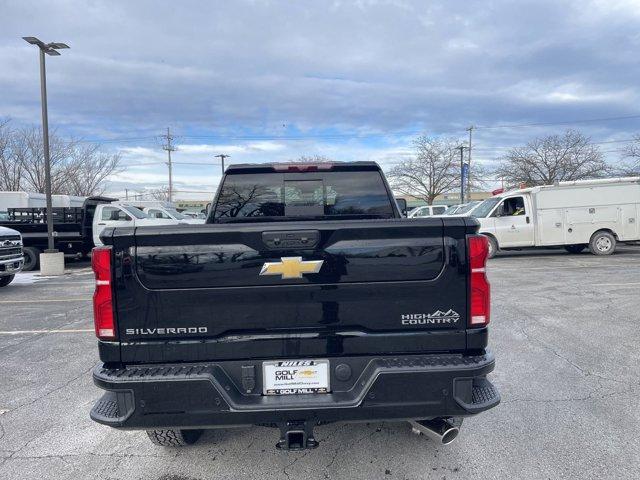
(485, 235, 498, 259)
(22, 247, 40, 271)
(0, 275, 14, 287)
(564, 244, 586, 254)
(146, 429, 203, 447)
(589, 231, 616, 256)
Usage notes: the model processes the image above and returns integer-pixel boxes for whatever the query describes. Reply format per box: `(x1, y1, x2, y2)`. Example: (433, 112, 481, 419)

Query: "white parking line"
(0, 298, 89, 304)
(590, 282, 640, 287)
(0, 329, 93, 335)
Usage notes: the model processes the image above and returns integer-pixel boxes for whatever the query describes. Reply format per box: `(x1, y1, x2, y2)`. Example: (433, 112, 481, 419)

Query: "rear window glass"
(212, 171, 394, 221)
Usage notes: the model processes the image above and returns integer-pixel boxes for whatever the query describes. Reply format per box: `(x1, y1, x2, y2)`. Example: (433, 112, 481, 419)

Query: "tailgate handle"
(262, 230, 320, 250)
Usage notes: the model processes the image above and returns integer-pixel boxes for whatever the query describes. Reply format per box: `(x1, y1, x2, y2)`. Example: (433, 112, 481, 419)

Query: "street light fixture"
(215, 154, 230, 175)
(22, 36, 69, 274)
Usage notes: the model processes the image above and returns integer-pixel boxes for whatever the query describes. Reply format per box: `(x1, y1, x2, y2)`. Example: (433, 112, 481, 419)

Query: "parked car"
(472, 177, 640, 257)
(407, 204, 448, 218)
(444, 201, 482, 217)
(143, 206, 204, 224)
(89, 161, 499, 450)
(0, 225, 23, 287)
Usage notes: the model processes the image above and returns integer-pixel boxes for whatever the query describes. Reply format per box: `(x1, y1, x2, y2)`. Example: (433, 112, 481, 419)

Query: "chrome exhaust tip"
(409, 419, 460, 445)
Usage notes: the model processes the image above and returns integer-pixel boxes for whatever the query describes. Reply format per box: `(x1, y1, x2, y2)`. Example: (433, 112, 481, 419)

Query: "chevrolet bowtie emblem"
(259, 257, 324, 279)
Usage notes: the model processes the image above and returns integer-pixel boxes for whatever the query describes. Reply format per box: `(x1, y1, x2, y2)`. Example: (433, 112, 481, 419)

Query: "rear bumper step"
(91, 351, 499, 429)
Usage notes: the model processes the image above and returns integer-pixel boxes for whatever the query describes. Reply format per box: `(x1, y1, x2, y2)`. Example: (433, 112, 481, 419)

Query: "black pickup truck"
(90, 162, 499, 450)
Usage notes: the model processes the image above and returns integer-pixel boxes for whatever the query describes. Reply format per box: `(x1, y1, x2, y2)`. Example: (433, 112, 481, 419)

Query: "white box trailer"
(472, 177, 640, 257)
(0, 191, 47, 213)
(51, 195, 86, 208)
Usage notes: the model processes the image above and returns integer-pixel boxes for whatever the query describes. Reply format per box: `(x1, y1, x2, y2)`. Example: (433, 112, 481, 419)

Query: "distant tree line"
(387, 129, 639, 205)
(0, 119, 121, 196)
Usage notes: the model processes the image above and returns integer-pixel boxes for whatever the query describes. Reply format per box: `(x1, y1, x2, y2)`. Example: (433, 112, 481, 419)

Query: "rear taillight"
(468, 235, 491, 327)
(91, 246, 115, 340)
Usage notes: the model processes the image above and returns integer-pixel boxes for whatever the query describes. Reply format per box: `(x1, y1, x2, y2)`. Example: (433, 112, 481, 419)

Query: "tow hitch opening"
(276, 421, 319, 450)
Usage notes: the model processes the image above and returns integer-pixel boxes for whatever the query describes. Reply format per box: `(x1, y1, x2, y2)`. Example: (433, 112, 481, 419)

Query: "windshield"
(166, 208, 188, 220)
(455, 201, 481, 215)
(121, 205, 148, 219)
(444, 205, 461, 215)
(213, 170, 394, 221)
(471, 197, 501, 218)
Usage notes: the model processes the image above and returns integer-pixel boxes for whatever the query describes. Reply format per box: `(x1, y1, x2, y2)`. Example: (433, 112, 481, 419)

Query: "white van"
(92, 203, 179, 246)
(471, 177, 640, 257)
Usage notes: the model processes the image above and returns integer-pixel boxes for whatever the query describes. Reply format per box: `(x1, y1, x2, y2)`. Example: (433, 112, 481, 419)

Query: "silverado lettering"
(89, 161, 500, 450)
(124, 327, 208, 335)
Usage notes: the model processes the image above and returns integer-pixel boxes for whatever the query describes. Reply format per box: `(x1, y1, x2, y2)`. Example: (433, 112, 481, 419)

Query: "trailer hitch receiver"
(276, 421, 319, 450)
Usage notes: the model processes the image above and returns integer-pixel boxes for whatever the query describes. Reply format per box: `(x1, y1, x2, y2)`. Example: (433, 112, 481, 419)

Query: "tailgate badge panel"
(260, 257, 324, 279)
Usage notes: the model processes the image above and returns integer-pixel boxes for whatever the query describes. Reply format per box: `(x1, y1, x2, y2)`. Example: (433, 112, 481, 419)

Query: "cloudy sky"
(3, 0, 640, 199)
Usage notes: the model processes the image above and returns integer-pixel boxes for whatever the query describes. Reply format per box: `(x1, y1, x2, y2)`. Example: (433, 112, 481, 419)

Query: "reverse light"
(91, 246, 116, 340)
(468, 235, 491, 327)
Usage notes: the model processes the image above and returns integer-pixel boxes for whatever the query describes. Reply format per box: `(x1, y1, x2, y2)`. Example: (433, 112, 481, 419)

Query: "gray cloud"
(2, 0, 639, 197)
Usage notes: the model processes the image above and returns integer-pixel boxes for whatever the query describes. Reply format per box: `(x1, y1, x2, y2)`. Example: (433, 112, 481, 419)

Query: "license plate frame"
(262, 359, 330, 395)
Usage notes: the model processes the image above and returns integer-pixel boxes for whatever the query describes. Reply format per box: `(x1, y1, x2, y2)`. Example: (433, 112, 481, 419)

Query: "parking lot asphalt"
(0, 246, 639, 480)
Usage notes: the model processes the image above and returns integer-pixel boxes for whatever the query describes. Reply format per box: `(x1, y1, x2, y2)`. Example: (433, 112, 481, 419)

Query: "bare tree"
(147, 187, 171, 201)
(387, 136, 460, 205)
(65, 144, 122, 196)
(0, 121, 121, 196)
(496, 130, 609, 186)
(618, 135, 640, 176)
(16, 126, 75, 194)
(0, 119, 23, 190)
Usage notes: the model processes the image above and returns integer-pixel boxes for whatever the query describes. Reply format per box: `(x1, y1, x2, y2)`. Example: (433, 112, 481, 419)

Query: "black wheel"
(0, 275, 14, 287)
(22, 247, 40, 271)
(589, 231, 616, 256)
(146, 429, 203, 447)
(485, 235, 498, 259)
(564, 244, 586, 254)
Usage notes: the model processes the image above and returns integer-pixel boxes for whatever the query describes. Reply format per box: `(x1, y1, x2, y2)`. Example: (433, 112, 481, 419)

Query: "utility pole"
(125, 188, 129, 200)
(162, 127, 176, 203)
(466, 125, 474, 202)
(457, 145, 468, 204)
(215, 154, 230, 175)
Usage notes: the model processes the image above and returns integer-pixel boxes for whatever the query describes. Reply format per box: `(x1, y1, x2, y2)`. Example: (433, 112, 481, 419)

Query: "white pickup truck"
(92, 203, 179, 246)
(0, 226, 23, 287)
(472, 177, 640, 257)
(142, 206, 204, 224)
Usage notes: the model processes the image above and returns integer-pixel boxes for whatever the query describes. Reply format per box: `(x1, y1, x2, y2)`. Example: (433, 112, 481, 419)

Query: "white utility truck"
(92, 203, 179, 246)
(471, 177, 640, 257)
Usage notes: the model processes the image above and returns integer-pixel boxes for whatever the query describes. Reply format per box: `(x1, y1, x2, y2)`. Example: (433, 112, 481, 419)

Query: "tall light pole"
(215, 154, 230, 175)
(22, 36, 69, 254)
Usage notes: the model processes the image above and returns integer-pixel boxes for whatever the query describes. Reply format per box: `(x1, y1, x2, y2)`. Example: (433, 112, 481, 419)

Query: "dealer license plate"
(263, 359, 330, 395)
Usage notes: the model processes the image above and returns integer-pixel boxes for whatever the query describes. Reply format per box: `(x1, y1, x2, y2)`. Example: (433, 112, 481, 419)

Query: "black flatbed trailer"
(0, 196, 115, 270)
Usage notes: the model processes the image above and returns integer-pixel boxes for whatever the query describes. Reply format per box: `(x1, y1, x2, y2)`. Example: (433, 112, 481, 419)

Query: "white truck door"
(93, 205, 134, 246)
(493, 195, 535, 247)
(537, 208, 565, 245)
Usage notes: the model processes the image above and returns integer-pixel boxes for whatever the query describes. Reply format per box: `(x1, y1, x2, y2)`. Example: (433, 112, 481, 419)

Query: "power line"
(474, 114, 640, 130)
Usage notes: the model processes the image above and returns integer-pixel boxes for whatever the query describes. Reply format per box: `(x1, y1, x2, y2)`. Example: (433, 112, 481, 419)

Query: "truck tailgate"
(107, 217, 474, 363)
